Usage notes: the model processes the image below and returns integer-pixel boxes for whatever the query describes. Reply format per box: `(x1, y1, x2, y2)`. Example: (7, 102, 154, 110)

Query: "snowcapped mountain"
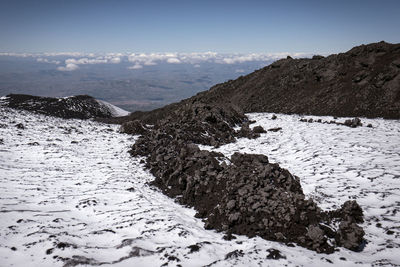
(0, 103, 399, 266)
(0, 94, 130, 119)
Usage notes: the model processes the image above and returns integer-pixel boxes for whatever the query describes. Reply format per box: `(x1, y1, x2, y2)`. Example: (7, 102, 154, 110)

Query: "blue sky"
(1, 0, 399, 53)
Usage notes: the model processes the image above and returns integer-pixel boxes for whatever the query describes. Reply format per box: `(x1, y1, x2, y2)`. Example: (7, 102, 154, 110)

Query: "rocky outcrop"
(120, 120, 149, 135)
(128, 99, 365, 254)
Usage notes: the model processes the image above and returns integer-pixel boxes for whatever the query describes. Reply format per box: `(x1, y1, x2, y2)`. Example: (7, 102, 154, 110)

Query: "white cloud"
(110, 57, 121, 64)
(167, 57, 181, 64)
(43, 52, 84, 57)
(56, 57, 110, 70)
(143, 60, 157, 66)
(36, 58, 61, 64)
(128, 64, 143, 69)
(65, 57, 108, 65)
(57, 63, 79, 71)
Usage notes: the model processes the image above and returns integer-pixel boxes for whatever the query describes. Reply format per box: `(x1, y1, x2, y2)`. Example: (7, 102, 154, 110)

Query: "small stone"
(15, 123, 25, 129)
(187, 244, 200, 253)
(226, 200, 236, 210)
(275, 232, 285, 240)
(266, 248, 286, 260)
(253, 125, 267, 133)
(386, 230, 394, 235)
(225, 249, 244, 259)
(268, 127, 282, 132)
(344, 117, 362, 128)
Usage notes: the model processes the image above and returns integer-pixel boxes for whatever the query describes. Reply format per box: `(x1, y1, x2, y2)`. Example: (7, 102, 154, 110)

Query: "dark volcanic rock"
(343, 117, 362, 128)
(15, 123, 25, 129)
(128, 98, 365, 254)
(300, 117, 365, 128)
(267, 127, 282, 132)
(120, 120, 149, 135)
(191, 41, 399, 119)
(337, 220, 365, 251)
(107, 41, 399, 126)
(266, 248, 286, 260)
(253, 125, 267, 133)
(1, 94, 117, 119)
(236, 122, 263, 139)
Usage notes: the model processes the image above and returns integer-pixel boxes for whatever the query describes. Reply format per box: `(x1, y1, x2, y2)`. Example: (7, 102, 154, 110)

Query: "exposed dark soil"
(1, 94, 115, 119)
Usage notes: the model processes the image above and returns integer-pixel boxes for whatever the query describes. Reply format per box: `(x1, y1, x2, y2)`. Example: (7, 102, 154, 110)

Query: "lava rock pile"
(126, 100, 365, 254)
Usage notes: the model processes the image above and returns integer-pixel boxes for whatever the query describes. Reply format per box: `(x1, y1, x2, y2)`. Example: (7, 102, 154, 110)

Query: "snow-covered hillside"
(0, 94, 130, 119)
(0, 106, 399, 266)
(96, 99, 130, 117)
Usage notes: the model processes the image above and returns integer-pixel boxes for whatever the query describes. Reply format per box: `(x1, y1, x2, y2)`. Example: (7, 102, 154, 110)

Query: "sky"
(1, 0, 399, 54)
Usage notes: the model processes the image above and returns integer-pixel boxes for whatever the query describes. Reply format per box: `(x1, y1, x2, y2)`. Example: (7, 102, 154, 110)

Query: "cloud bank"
(0, 51, 315, 71)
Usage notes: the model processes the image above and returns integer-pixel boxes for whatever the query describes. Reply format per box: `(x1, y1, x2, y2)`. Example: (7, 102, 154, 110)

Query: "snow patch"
(96, 99, 130, 117)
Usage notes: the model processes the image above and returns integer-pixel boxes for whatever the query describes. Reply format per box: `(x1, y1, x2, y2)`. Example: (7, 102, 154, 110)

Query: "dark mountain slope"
(196, 41, 400, 118)
(106, 41, 399, 125)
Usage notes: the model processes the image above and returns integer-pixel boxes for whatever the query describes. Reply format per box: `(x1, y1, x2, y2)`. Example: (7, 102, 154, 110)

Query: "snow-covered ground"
(0, 106, 399, 267)
(95, 100, 130, 117)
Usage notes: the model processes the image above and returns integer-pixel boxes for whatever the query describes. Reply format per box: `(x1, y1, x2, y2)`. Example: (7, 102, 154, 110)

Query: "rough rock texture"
(196, 41, 400, 119)
(1, 94, 116, 119)
(343, 117, 363, 128)
(120, 120, 149, 135)
(128, 99, 365, 254)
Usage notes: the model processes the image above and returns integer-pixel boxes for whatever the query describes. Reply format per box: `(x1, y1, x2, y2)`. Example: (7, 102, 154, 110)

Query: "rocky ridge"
(0, 94, 129, 119)
(198, 41, 400, 119)
(112, 41, 400, 125)
(125, 99, 365, 253)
